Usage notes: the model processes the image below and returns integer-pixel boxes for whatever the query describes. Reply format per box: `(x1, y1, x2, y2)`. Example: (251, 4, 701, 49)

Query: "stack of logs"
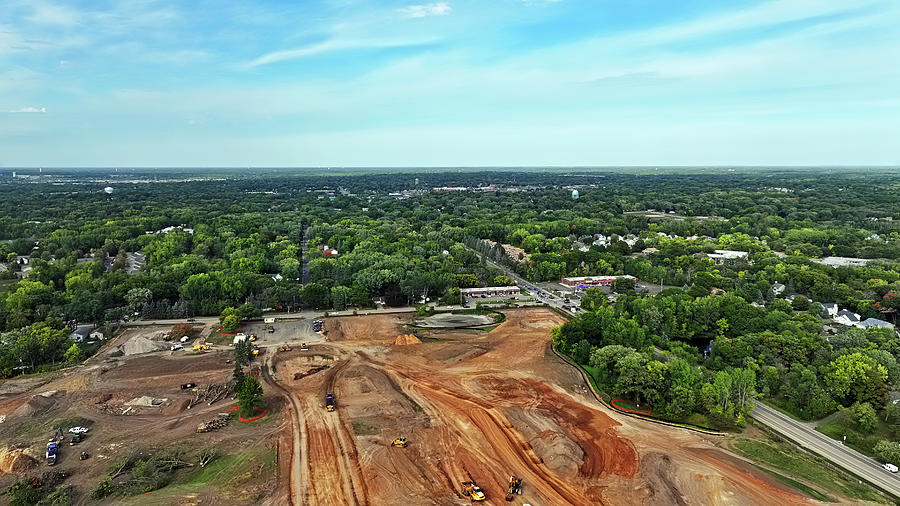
(196, 413, 231, 433)
(187, 383, 231, 409)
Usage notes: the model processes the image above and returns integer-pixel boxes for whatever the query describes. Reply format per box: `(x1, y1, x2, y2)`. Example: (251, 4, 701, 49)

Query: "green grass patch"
(125, 446, 276, 504)
(752, 465, 834, 502)
(351, 420, 379, 436)
(732, 438, 885, 502)
(816, 413, 894, 458)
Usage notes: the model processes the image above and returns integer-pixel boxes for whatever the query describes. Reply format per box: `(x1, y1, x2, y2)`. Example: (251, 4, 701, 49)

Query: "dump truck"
(46, 441, 59, 466)
(69, 433, 85, 445)
(461, 481, 485, 501)
(193, 343, 211, 351)
(325, 393, 335, 412)
(505, 476, 523, 501)
(391, 437, 409, 448)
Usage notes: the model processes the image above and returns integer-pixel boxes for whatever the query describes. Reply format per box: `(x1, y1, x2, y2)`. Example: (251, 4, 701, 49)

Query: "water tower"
(571, 189, 579, 200)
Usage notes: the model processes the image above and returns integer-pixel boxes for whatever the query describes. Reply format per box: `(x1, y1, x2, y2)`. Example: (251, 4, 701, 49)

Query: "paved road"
(473, 252, 580, 314)
(752, 402, 900, 498)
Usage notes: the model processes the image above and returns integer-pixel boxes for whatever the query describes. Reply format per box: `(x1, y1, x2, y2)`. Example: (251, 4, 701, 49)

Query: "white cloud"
(397, 2, 451, 18)
(7, 107, 47, 113)
(243, 36, 438, 68)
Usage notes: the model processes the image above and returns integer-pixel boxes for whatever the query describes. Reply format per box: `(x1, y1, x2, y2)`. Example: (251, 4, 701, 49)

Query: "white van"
(884, 463, 898, 473)
(179, 335, 190, 343)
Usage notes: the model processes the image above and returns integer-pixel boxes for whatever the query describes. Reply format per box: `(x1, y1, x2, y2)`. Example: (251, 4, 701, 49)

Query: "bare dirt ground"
(268, 308, 818, 505)
(0, 325, 281, 504)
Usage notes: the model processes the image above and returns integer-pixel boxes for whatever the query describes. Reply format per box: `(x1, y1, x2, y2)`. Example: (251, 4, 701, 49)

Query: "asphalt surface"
(752, 402, 900, 498)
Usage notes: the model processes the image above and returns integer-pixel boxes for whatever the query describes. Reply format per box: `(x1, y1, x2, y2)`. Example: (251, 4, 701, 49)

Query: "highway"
(752, 402, 900, 498)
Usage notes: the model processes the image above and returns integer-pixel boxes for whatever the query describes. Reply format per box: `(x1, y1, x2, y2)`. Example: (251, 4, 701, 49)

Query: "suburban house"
(812, 256, 871, 268)
(772, 282, 786, 296)
(707, 249, 749, 265)
(858, 318, 895, 330)
(89, 329, 105, 340)
(822, 303, 839, 318)
(69, 325, 94, 343)
(834, 309, 862, 326)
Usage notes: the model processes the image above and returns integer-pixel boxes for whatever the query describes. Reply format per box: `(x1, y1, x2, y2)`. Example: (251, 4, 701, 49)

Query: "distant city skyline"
(1, 0, 899, 167)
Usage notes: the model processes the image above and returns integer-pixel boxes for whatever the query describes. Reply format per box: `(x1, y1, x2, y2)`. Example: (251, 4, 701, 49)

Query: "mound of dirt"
(0, 446, 38, 474)
(126, 396, 168, 407)
(393, 334, 421, 346)
(413, 313, 494, 328)
(11, 391, 56, 418)
(121, 336, 168, 355)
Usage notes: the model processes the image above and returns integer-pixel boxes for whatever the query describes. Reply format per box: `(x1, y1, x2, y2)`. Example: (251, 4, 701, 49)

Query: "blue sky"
(1, 0, 898, 167)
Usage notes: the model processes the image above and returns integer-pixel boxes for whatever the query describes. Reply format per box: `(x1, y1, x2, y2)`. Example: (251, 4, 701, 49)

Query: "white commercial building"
(461, 286, 520, 296)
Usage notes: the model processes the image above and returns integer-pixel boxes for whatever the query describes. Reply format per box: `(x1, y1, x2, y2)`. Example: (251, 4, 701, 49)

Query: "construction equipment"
(69, 433, 84, 445)
(325, 393, 335, 412)
(278, 344, 292, 352)
(46, 441, 59, 466)
(300, 343, 309, 351)
(251, 347, 260, 356)
(249, 334, 257, 342)
(505, 476, 523, 501)
(461, 481, 485, 502)
(193, 343, 211, 351)
(391, 437, 409, 448)
(80, 451, 89, 461)
(293, 365, 330, 380)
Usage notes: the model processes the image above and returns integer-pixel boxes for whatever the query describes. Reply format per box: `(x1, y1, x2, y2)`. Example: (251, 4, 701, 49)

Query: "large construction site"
(0, 308, 855, 504)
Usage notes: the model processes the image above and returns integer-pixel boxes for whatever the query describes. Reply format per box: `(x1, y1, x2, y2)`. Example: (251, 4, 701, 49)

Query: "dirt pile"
(393, 334, 421, 346)
(126, 396, 168, 407)
(11, 390, 57, 418)
(0, 446, 38, 474)
(122, 336, 168, 355)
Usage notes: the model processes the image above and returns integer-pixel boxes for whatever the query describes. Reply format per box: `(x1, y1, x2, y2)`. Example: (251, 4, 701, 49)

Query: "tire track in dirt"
(317, 360, 367, 505)
(262, 354, 307, 506)
(368, 361, 598, 504)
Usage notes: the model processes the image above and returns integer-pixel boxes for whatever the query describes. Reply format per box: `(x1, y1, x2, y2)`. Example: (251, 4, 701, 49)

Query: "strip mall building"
(561, 275, 637, 288)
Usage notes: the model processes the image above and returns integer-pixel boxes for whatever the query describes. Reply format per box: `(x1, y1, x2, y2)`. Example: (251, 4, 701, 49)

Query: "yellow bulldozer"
(391, 437, 408, 448)
(193, 343, 211, 351)
(461, 481, 485, 502)
(278, 344, 292, 352)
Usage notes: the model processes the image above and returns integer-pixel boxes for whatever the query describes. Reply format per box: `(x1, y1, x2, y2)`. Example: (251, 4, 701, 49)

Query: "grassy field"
(817, 413, 895, 459)
(732, 438, 885, 503)
(125, 445, 277, 504)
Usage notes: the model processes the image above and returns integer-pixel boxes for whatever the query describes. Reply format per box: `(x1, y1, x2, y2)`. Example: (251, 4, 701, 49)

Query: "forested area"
(1, 168, 899, 441)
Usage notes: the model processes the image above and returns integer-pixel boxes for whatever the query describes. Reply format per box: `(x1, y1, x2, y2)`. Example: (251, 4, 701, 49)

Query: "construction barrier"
(229, 405, 268, 422)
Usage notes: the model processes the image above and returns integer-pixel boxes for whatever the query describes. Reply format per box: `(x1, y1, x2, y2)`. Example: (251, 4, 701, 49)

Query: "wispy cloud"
(7, 107, 46, 113)
(397, 2, 451, 18)
(243, 37, 438, 68)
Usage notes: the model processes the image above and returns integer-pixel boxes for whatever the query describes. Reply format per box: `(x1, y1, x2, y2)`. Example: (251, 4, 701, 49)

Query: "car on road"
(884, 463, 899, 473)
(170, 344, 183, 351)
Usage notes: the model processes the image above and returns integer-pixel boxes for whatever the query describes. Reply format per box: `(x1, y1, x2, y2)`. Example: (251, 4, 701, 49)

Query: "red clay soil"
(267, 308, 817, 506)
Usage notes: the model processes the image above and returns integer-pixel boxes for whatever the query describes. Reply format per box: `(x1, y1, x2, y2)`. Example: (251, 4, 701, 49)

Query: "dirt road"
(267, 308, 815, 505)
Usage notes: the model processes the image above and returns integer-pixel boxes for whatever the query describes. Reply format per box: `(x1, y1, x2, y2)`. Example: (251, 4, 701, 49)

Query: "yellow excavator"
(461, 481, 486, 502)
(193, 343, 211, 351)
(391, 437, 408, 448)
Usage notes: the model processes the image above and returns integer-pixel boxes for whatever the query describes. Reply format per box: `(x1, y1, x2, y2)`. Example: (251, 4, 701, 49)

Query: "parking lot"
(238, 318, 326, 348)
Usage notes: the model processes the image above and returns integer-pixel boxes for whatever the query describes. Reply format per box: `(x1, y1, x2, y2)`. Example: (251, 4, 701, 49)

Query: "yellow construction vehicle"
(505, 476, 523, 501)
(325, 393, 335, 411)
(249, 334, 257, 342)
(278, 344, 292, 352)
(193, 343, 211, 351)
(251, 347, 260, 356)
(391, 437, 408, 448)
(461, 481, 485, 502)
